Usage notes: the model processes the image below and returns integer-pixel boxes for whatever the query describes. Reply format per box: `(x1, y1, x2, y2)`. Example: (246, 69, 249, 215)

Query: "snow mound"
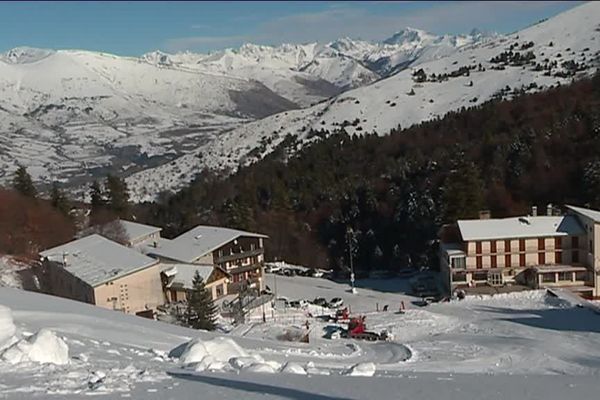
(1, 328, 69, 365)
(172, 337, 285, 374)
(344, 362, 376, 377)
(281, 362, 307, 375)
(177, 336, 248, 366)
(0, 305, 16, 350)
(244, 362, 278, 374)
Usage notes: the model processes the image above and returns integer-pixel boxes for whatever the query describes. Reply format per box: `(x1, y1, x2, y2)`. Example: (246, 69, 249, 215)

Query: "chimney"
(479, 210, 491, 220)
(547, 203, 553, 216)
(62, 252, 69, 266)
(531, 206, 537, 217)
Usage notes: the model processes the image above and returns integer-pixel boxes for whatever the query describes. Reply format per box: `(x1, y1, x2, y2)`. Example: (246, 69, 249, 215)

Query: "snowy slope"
(128, 2, 600, 200)
(2, 279, 600, 398)
(0, 48, 297, 185)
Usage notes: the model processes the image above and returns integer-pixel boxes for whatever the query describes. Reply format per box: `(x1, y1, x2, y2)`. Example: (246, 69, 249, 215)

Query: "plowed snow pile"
(1, 329, 69, 365)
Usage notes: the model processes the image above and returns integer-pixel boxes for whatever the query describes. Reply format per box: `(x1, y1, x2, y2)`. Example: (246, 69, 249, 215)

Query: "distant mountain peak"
(1, 47, 55, 64)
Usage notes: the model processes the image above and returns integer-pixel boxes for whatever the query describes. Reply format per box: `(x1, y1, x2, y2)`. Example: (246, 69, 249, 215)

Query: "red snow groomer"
(342, 315, 391, 341)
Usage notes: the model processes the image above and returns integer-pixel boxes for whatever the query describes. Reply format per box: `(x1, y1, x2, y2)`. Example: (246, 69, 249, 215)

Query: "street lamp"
(347, 227, 357, 294)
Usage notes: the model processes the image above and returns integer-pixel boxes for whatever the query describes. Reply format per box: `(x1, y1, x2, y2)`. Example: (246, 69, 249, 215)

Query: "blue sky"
(0, 1, 584, 55)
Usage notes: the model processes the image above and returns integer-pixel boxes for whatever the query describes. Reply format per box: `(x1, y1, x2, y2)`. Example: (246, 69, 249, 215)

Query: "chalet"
(160, 263, 230, 302)
(145, 225, 268, 293)
(40, 234, 164, 315)
(440, 204, 600, 299)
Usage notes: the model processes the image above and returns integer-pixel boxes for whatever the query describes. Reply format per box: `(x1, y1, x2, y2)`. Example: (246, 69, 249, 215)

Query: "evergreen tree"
(50, 182, 71, 216)
(90, 180, 105, 209)
(12, 166, 36, 198)
(105, 174, 130, 218)
(441, 160, 485, 222)
(186, 271, 217, 331)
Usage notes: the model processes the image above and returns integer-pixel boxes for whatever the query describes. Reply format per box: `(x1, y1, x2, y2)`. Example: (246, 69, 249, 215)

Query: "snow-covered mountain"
(0, 26, 491, 191)
(127, 2, 600, 200)
(0, 48, 299, 185)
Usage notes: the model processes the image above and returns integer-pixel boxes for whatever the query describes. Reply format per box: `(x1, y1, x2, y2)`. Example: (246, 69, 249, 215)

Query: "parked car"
(283, 269, 295, 277)
(307, 268, 324, 278)
(265, 264, 281, 274)
(289, 299, 309, 308)
(312, 297, 328, 307)
(328, 297, 344, 308)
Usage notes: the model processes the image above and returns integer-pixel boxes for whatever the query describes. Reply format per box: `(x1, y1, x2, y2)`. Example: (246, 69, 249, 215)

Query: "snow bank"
(281, 362, 307, 375)
(1, 328, 69, 365)
(178, 336, 248, 365)
(173, 336, 286, 374)
(0, 305, 16, 350)
(344, 362, 376, 377)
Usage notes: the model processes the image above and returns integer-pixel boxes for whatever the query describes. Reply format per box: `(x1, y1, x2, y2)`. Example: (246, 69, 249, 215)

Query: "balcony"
(215, 248, 264, 264)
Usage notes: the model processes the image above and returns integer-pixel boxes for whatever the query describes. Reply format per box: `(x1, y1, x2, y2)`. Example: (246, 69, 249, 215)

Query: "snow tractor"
(342, 315, 392, 341)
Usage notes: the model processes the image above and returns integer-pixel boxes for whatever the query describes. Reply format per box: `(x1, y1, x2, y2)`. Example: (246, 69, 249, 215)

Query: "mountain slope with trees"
(137, 72, 600, 274)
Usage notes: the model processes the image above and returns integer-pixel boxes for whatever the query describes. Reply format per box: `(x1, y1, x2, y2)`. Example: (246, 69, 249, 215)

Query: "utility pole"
(347, 227, 357, 294)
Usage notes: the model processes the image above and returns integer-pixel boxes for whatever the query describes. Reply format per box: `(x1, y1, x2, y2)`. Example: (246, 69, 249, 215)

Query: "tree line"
(137, 73, 600, 275)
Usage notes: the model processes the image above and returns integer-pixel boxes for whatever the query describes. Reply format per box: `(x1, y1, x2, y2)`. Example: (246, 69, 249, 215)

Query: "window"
(590, 239, 593, 253)
(452, 272, 467, 282)
(473, 271, 488, 281)
(557, 271, 571, 281)
(575, 271, 588, 281)
(504, 240, 511, 252)
(491, 241, 497, 253)
(451, 257, 466, 269)
(216, 285, 223, 297)
(538, 238, 545, 250)
(519, 239, 525, 252)
(476, 256, 482, 269)
(572, 236, 579, 248)
(541, 273, 555, 283)
(572, 250, 579, 263)
(538, 252, 545, 265)
(476, 241, 482, 254)
(505, 254, 511, 268)
(554, 237, 562, 250)
(488, 272, 503, 286)
(555, 251, 562, 264)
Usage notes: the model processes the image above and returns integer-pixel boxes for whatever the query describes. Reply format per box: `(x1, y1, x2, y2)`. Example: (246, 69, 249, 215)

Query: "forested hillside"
(138, 74, 600, 274)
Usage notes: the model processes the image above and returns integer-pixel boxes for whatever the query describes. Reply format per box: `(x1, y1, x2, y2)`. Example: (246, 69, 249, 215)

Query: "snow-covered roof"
(440, 242, 466, 257)
(40, 234, 159, 287)
(457, 215, 584, 241)
(120, 220, 161, 242)
(148, 226, 267, 264)
(565, 205, 600, 223)
(160, 263, 225, 290)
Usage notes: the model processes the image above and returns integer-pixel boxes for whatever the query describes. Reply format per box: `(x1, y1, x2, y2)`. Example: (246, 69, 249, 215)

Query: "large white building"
(440, 205, 600, 299)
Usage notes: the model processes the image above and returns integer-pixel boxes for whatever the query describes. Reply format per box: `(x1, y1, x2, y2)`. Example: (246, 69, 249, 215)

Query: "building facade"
(440, 205, 600, 298)
(146, 225, 267, 294)
(40, 234, 164, 315)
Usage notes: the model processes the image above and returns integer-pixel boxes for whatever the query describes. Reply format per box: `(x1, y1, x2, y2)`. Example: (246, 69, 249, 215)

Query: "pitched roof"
(457, 215, 585, 241)
(160, 263, 226, 290)
(148, 225, 267, 263)
(565, 204, 600, 223)
(40, 234, 158, 287)
(119, 220, 161, 242)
